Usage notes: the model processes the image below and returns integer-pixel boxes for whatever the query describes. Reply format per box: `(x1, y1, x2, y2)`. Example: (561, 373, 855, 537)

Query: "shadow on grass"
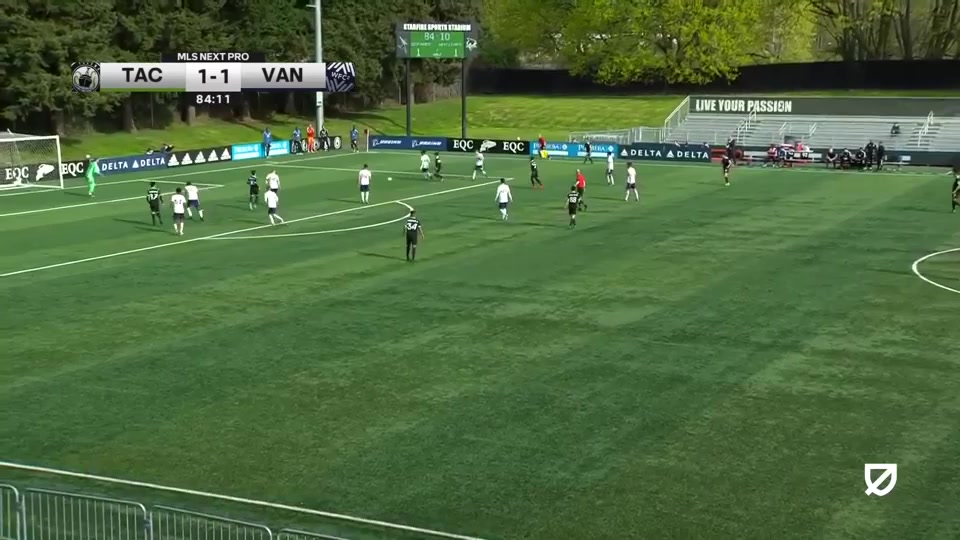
(216, 202, 251, 211)
(114, 218, 148, 226)
(64, 191, 89, 197)
(357, 251, 404, 261)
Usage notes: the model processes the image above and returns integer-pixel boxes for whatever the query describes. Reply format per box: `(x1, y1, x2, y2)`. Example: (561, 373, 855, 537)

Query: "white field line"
(0, 152, 363, 198)
(0, 186, 223, 218)
(1, 178, 505, 278)
(0, 460, 487, 540)
(208, 201, 414, 240)
(911, 247, 960, 295)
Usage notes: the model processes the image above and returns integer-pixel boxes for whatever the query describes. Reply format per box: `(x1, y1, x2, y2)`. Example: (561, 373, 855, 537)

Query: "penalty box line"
(0, 178, 509, 278)
(0, 152, 365, 199)
(0, 185, 224, 219)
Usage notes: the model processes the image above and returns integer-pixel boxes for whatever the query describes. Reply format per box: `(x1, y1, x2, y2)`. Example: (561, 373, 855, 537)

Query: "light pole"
(307, 1, 323, 131)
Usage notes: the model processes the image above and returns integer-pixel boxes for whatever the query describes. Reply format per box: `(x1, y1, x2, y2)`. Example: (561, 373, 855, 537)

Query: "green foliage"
(0, 0, 955, 136)
(0, 0, 123, 127)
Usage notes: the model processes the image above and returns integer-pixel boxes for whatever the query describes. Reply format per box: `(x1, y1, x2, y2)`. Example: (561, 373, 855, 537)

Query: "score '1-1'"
(198, 68, 229, 84)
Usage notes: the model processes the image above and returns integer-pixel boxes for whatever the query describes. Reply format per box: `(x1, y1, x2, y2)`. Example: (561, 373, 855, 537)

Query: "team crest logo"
(864, 463, 897, 496)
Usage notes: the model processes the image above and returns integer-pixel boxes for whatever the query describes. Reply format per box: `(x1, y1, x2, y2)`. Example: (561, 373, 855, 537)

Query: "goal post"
(0, 130, 65, 190)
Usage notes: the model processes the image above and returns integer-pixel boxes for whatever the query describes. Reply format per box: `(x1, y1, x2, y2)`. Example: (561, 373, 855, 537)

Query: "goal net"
(0, 130, 65, 190)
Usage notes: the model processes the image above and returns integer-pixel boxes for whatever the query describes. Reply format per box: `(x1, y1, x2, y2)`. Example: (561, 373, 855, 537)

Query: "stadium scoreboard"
(396, 23, 479, 59)
(71, 52, 357, 98)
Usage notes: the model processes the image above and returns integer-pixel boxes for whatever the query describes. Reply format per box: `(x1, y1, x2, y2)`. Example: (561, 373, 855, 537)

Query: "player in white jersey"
(625, 162, 639, 201)
(264, 190, 284, 225)
(358, 164, 372, 204)
(183, 181, 204, 221)
(606, 152, 615, 185)
(472, 150, 487, 180)
(494, 178, 512, 220)
(266, 169, 280, 192)
(419, 151, 431, 180)
(170, 188, 187, 235)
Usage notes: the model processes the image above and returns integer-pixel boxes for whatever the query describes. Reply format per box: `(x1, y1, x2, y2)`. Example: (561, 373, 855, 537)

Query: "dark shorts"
(149, 202, 160, 213)
(173, 213, 184, 222)
(531, 172, 538, 179)
(406, 233, 418, 246)
(351, 139, 358, 147)
(498, 202, 508, 209)
(475, 164, 483, 170)
(626, 182, 636, 190)
(421, 167, 429, 173)
(435, 166, 442, 173)
(188, 199, 200, 208)
(568, 203, 578, 215)
(270, 187, 278, 193)
(360, 184, 369, 192)
(249, 186, 259, 196)
(268, 207, 277, 215)
(723, 164, 731, 172)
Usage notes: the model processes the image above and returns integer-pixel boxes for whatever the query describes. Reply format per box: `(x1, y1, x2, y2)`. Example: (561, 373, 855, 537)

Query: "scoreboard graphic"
(396, 23, 479, 59)
(71, 52, 356, 96)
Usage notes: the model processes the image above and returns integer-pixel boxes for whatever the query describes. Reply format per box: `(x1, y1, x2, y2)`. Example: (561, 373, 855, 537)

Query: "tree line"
(1, 0, 956, 137)
(486, 0, 960, 85)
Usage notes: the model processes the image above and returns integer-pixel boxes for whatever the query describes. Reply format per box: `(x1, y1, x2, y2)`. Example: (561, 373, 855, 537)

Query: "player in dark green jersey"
(247, 170, 259, 210)
(566, 186, 580, 228)
(404, 210, 424, 261)
(530, 157, 543, 189)
(146, 182, 163, 225)
(433, 153, 443, 182)
(952, 164, 960, 213)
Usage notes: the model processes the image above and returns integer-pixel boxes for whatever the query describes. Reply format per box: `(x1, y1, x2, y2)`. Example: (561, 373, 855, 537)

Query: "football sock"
(198, 209, 204, 221)
(187, 208, 193, 218)
(500, 208, 507, 219)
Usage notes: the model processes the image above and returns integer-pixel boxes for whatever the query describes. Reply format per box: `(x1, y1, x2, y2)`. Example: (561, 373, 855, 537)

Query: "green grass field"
(1, 150, 960, 539)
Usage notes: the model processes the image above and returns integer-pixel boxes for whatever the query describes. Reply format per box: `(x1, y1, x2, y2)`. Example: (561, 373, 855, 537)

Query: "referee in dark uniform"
(404, 210, 424, 261)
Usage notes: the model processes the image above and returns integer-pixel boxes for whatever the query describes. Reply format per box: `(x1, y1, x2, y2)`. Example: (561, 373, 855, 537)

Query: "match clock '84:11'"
(191, 93, 233, 105)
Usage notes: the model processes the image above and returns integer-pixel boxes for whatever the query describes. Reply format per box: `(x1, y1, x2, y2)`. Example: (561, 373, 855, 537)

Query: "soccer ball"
(388, 177, 392, 181)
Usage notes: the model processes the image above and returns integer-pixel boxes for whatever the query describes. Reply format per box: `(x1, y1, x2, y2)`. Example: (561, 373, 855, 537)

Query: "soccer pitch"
(2, 150, 960, 539)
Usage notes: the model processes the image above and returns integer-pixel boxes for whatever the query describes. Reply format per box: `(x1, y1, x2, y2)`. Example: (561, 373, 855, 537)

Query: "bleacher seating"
(667, 111, 960, 152)
(664, 114, 744, 145)
(736, 115, 927, 150)
(931, 119, 960, 151)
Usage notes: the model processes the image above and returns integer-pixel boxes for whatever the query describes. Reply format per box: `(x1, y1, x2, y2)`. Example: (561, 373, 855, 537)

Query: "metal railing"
(0, 485, 22, 540)
(154, 506, 272, 540)
(0, 483, 486, 540)
(22, 488, 150, 540)
(277, 529, 348, 540)
(778, 122, 789, 140)
(568, 127, 664, 145)
(735, 110, 758, 141)
(917, 111, 934, 147)
(662, 96, 690, 139)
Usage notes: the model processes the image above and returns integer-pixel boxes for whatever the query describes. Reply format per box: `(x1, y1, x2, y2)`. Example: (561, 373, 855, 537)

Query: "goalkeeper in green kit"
(85, 155, 100, 196)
